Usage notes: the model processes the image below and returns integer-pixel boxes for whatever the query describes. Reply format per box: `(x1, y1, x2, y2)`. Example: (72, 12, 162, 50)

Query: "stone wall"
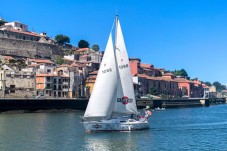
(0, 71, 36, 98)
(0, 36, 63, 59)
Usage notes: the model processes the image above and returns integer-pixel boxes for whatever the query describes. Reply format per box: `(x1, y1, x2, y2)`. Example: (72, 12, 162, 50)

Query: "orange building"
(36, 74, 69, 98)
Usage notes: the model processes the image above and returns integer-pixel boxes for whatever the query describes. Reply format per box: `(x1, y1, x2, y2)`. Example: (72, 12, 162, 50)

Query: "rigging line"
(115, 0, 118, 16)
(110, 17, 115, 33)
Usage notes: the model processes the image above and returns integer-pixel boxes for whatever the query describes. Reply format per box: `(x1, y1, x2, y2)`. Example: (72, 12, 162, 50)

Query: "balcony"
(46, 80, 53, 83)
(62, 88, 69, 92)
(62, 81, 68, 85)
(45, 86, 53, 90)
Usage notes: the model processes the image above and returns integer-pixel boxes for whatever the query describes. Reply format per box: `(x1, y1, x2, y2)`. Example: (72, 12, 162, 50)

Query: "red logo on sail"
(117, 96, 133, 105)
(122, 96, 129, 105)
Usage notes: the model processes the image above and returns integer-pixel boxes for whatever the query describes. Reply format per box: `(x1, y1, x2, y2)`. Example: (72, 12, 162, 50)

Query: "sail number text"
(119, 64, 129, 69)
(102, 68, 112, 73)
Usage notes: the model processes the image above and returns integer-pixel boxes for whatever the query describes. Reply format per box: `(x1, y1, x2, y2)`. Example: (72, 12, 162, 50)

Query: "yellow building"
(85, 70, 98, 95)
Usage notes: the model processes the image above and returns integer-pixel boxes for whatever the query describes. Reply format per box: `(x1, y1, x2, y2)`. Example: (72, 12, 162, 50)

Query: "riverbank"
(0, 97, 225, 112)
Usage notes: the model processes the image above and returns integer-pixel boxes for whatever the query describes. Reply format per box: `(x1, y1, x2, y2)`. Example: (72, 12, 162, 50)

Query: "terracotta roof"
(175, 78, 191, 83)
(137, 74, 150, 78)
(137, 74, 177, 82)
(76, 48, 89, 52)
(202, 84, 209, 88)
(27, 64, 40, 67)
(30, 59, 53, 64)
(71, 63, 82, 67)
(140, 63, 153, 69)
(36, 74, 56, 77)
(87, 75, 97, 80)
(89, 70, 98, 75)
(8, 28, 40, 37)
(192, 80, 201, 85)
(86, 79, 96, 83)
(192, 80, 202, 86)
(61, 75, 69, 78)
(3, 56, 14, 60)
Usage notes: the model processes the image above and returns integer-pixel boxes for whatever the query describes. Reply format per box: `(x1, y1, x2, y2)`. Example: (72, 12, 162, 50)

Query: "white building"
(4, 21, 28, 31)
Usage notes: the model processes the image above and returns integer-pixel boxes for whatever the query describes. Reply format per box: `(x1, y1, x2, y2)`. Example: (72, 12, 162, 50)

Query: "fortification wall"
(0, 36, 63, 59)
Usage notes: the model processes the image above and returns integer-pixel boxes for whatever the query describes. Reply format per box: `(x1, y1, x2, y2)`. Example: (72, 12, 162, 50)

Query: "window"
(46, 84, 51, 89)
(10, 85, 15, 93)
(47, 69, 51, 73)
(47, 77, 51, 82)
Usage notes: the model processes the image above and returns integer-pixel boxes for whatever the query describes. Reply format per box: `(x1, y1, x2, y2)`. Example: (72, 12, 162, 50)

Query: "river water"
(0, 105, 227, 151)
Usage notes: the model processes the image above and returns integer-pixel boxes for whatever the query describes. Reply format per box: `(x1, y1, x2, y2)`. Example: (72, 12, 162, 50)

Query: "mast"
(111, 15, 120, 118)
(114, 15, 118, 52)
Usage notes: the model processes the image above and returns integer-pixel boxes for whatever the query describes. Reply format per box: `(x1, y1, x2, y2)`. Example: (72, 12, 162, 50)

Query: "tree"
(172, 69, 188, 77)
(213, 81, 226, 92)
(92, 44, 99, 51)
(203, 81, 212, 87)
(149, 87, 159, 95)
(54, 55, 64, 65)
(78, 40, 89, 48)
(0, 19, 7, 26)
(55, 34, 70, 45)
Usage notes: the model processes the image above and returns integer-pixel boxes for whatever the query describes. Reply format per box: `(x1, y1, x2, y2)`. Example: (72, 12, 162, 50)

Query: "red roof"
(71, 63, 82, 67)
(8, 28, 40, 37)
(89, 70, 98, 75)
(36, 74, 56, 77)
(61, 75, 69, 78)
(137, 74, 176, 82)
(87, 75, 97, 80)
(202, 84, 209, 88)
(140, 63, 153, 69)
(175, 78, 191, 83)
(27, 64, 40, 67)
(30, 59, 53, 64)
(3, 56, 14, 60)
(76, 48, 89, 52)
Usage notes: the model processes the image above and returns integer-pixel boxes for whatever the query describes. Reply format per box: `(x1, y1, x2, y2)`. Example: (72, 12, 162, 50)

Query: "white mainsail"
(84, 33, 117, 119)
(114, 18, 138, 115)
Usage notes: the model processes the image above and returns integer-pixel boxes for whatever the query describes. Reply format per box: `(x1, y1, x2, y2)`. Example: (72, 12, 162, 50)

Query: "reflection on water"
(83, 131, 145, 151)
(0, 105, 226, 150)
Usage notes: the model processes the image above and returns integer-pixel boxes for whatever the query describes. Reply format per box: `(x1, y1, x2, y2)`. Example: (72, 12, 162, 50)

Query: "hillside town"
(0, 18, 224, 99)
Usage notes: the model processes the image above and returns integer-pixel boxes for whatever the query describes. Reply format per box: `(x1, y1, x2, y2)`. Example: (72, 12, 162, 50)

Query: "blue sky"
(1, 0, 227, 84)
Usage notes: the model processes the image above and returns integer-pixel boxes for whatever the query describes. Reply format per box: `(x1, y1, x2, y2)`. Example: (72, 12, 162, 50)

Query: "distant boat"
(155, 107, 166, 111)
(82, 15, 151, 132)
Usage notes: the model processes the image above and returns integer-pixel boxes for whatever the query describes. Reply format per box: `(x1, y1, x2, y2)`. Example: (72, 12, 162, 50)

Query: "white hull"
(83, 119, 149, 131)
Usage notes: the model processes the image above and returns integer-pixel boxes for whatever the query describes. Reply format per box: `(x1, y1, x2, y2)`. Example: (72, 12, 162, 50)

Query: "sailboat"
(83, 15, 151, 131)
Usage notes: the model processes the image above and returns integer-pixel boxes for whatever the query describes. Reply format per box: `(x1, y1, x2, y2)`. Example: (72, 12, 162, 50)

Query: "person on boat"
(143, 106, 152, 121)
(130, 114, 135, 119)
